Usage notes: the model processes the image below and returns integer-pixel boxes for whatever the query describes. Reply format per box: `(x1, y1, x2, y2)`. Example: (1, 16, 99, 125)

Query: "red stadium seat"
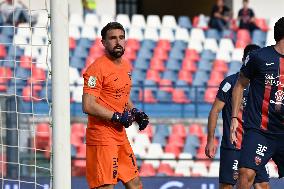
(0, 67, 12, 79)
(156, 39, 171, 51)
(0, 78, 7, 91)
(188, 123, 204, 138)
(168, 134, 184, 148)
(159, 79, 174, 92)
(178, 70, 193, 84)
(150, 57, 166, 72)
(255, 18, 269, 32)
(204, 87, 218, 104)
(73, 144, 86, 176)
(31, 67, 46, 81)
(165, 144, 181, 157)
(92, 37, 104, 49)
(71, 123, 85, 138)
(212, 59, 228, 73)
(20, 56, 33, 69)
(235, 39, 249, 49)
(181, 59, 197, 72)
(35, 123, 50, 150)
(146, 69, 161, 83)
(22, 86, 40, 102)
(172, 89, 190, 104)
(237, 29, 251, 43)
(139, 163, 156, 176)
(184, 49, 200, 62)
(0, 44, 7, 58)
(69, 37, 76, 50)
(89, 45, 104, 56)
(126, 39, 140, 51)
(123, 47, 137, 61)
(157, 163, 174, 176)
(192, 16, 199, 28)
(139, 89, 157, 103)
(153, 48, 168, 61)
(172, 123, 187, 138)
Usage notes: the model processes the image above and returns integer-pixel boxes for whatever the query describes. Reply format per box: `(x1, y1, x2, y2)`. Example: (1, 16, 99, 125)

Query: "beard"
(108, 45, 125, 59)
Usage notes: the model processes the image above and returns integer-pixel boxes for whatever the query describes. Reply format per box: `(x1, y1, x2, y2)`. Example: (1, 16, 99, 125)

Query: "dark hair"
(274, 17, 284, 42)
(101, 22, 125, 40)
(243, 44, 260, 60)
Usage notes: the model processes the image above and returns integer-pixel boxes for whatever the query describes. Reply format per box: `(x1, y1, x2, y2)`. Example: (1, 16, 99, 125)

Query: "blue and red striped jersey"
(216, 73, 249, 150)
(241, 46, 284, 134)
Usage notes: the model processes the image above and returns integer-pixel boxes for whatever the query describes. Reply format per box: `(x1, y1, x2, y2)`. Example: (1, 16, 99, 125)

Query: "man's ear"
(101, 39, 106, 47)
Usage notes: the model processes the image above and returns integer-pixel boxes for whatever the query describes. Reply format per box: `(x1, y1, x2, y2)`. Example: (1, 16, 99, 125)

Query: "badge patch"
(222, 82, 231, 92)
(88, 76, 96, 88)
(255, 156, 262, 166)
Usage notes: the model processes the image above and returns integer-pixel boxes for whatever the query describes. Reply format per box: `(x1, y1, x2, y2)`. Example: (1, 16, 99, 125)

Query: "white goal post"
(50, 0, 71, 189)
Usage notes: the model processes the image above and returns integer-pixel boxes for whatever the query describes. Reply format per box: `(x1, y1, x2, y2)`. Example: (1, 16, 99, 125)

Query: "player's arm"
(82, 93, 113, 121)
(205, 98, 225, 158)
(127, 99, 134, 110)
(230, 72, 250, 144)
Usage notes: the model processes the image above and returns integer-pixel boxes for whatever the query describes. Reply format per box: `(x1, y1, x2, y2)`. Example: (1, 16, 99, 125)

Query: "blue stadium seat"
(172, 40, 187, 51)
(0, 34, 13, 44)
(134, 58, 149, 70)
(70, 56, 85, 69)
(166, 58, 181, 71)
(1, 26, 14, 38)
(132, 69, 146, 83)
(177, 16, 192, 30)
(7, 45, 24, 58)
(136, 48, 153, 60)
(73, 47, 89, 59)
(197, 60, 212, 72)
(162, 70, 178, 81)
(141, 39, 156, 50)
(77, 38, 92, 49)
(206, 28, 220, 40)
(156, 90, 172, 103)
(15, 67, 31, 78)
(252, 29, 267, 47)
(143, 79, 158, 90)
(152, 134, 167, 147)
(175, 80, 190, 94)
(221, 29, 236, 41)
(200, 50, 216, 61)
(168, 48, 184, 60)
(155, 124, 170, 137)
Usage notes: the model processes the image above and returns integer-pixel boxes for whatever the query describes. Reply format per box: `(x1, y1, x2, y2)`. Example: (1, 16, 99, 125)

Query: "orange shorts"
(86, 142, 139, 188)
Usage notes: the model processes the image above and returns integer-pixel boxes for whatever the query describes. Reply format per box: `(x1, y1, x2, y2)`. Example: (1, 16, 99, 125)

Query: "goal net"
(0, 0, 54, 188)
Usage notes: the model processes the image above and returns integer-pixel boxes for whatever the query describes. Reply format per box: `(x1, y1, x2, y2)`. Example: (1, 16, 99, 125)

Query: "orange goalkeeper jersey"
(83, 55, 132, 145)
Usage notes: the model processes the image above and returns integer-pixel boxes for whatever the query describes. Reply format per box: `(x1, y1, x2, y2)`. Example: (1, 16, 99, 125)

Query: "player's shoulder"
(219, 73, 238, 92)
(250, 46, 272, 58)
(83, 55, 106, 76)
(222, 73, 239, 84)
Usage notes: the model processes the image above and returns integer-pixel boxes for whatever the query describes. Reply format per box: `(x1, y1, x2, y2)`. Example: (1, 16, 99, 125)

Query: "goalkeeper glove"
(131, 108, 149, 130)
(111, 110, 135, 128)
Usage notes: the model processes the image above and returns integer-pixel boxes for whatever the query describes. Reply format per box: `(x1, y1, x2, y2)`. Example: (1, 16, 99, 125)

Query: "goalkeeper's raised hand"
(111, 110, 135, 128)
(131, 108, 149, 130)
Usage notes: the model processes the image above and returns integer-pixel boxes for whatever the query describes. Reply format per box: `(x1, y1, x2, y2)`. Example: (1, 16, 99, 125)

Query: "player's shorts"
(86, 142, 139, 188)
(220, 147, 269, 185)
(239, 128, 284, 179)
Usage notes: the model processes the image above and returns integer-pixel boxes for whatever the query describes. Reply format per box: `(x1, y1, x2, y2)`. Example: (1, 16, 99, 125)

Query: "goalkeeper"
(82, 22, 149, 189)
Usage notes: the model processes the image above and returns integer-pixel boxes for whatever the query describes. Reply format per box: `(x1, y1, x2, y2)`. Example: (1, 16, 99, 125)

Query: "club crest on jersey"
(88, 76, 96, 88)
(255, 156, 262, 166)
